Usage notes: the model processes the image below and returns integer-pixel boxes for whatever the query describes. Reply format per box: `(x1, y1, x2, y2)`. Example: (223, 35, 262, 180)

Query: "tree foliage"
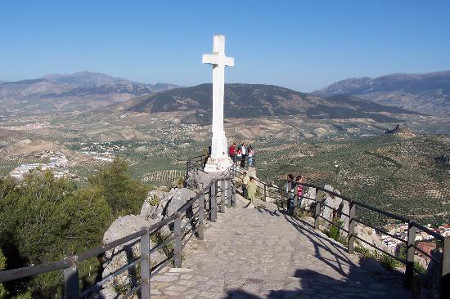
(0, 158, 149, 296)
(89, 158, 148, 216)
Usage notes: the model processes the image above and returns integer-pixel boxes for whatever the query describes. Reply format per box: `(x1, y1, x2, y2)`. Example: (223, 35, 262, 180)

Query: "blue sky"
(1, 0, 449, 91)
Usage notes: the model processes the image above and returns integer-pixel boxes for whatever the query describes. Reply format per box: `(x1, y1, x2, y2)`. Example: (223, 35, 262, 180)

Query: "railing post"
(210, 181, 217, 222)
(231, 178, 236, 207)
(220, 179, 225, 213)
(348, 200, 356, 254)
(264, 184, 267, 202)
(64, 255, 79, 299)
(198, 194, 205, 240)
(293, 184, 298, 213)
(140, 228, 151, 299)
(314, 189, 321, 230)
(174, 213, 182, 267)
(406, 222, 416, 284)
(441, 237, 450, 298)
(226, 178, 231, 206)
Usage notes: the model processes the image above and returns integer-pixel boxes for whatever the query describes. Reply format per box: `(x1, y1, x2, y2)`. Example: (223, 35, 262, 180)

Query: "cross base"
(204, 156, 233, 172)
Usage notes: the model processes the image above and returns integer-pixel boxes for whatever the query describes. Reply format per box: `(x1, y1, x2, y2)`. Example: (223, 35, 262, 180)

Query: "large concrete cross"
(202, 35, 234, 170)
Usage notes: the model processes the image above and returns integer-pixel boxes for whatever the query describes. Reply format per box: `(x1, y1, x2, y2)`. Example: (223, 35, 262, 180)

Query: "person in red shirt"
(229, 143, 236, 164)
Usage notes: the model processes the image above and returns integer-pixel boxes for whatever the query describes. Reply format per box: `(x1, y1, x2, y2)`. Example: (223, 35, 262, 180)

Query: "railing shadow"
(223, 257, 413, 298)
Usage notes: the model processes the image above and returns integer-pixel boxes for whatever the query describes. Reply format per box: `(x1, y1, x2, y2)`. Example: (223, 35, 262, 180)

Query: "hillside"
(0, 72, 177, 117)
(254, 133, 450, 225)
(128, 83, 417, 124)
(314, 71, 450, 116)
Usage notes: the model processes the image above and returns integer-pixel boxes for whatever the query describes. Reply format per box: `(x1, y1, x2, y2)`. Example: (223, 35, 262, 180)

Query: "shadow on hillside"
(224, 259, 412, 298)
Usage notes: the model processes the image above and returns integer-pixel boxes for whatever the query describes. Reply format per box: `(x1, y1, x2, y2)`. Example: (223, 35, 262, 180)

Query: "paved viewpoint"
(151, 197, 412, 299)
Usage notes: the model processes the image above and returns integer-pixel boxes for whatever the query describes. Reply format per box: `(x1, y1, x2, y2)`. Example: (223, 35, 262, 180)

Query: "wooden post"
(210, 181, 217, 222)
(293, 183, 299, 212)
(186, 161, 189, 179)
(140, 229, 151, 299)
(263, 184, 267, 202)
(174, 213, 182, 267)
(227, 178, 232, 206)
(198, 194, 205, 240)
(231, 178, 236, 207)
(348, 200, 356, 254)
(406, 222, 416, 284)
(314, 189, 321, 230)
(441, 237, 450, 298)
(220, 179, 225, 213)
(64, 255, 79, 299)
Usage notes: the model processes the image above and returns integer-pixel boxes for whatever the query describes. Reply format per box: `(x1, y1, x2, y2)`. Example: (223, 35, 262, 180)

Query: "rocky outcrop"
(101, 187, 197, 297)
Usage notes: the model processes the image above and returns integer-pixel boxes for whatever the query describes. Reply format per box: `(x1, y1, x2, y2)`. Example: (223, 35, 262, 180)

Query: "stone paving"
(150, 197, 412, 298)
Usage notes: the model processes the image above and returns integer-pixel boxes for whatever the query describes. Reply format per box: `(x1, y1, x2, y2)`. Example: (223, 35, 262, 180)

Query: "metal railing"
(0, 174, 235, 299)
(232, 168, 449, 298)
(185, 154, 206, 179)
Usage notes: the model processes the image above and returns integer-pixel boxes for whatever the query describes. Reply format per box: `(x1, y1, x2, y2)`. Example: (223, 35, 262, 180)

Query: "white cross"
(202, 35, 234, 163)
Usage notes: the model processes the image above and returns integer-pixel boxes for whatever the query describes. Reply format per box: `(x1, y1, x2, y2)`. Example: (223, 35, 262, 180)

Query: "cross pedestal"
(202, 35, 234, 172)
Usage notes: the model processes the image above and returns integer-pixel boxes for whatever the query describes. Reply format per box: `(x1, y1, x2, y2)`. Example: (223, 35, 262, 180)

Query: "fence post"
(441, 237, 450, 298)
(198, 194, 205, 240)
(314, 189, 321, 230)
(348, 200, 356, 254)
(226, 178, 230, 206)
(140, 228, 151, 299)
(174, 213, 182, 267)
(231, 178, 236, 207)
(186, 161, 189, 179)
(220, 179, 225, 213)
(264, 184, 267, 202)
(210, 181, 217, 222)
(64, 255, 79, 299)
(293, 184, 299, 212)
(406, 222, 416, 284)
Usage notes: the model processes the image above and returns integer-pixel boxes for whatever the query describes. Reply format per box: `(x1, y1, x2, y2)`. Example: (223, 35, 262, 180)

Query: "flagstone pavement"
(150, 197, 413, 299)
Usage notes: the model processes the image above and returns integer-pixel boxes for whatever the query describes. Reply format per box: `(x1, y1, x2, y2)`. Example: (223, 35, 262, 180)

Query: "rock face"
(101, 187, 197, 297)
(300, 185, 349, 235)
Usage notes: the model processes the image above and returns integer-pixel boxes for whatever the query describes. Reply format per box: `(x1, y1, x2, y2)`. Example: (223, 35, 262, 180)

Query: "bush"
(89, 158, 148, 216)
(0, 171, 112, 297)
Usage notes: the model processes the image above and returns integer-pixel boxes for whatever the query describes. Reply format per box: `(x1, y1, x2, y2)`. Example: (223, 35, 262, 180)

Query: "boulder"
(102, 215, 165, 295)
(140, 190, 170, 221)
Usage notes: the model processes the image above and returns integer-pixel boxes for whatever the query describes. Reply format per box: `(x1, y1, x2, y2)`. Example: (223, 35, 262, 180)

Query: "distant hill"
(0, 72, 177, 116)
(128, 83, 417, 124)
(314, 71, 450, 116)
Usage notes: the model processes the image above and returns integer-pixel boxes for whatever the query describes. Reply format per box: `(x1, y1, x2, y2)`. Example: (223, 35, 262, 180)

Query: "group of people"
(228, 143, 255, 169)
(286, 173, 305, 213)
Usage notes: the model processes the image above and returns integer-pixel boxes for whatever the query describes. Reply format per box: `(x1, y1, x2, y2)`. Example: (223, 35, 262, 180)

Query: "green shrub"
(0, 171, 112, 297)
(89, 158, 148, 216)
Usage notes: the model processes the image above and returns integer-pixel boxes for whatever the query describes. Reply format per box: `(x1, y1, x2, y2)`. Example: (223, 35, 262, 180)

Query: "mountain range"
(314, 71, 450, 116)
(0, 71, 177, 116)
(127, 83, 416, 125)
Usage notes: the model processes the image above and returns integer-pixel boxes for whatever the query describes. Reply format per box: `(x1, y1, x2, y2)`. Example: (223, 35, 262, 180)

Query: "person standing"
(240, 143, 247, 168)
(296, 175, 304, 208)
(247, 176, 257, 204)
(229, 143, 236, 164)
(247, 145, 254, 167)
(236, 147, 242, 167)
(242, 171, 249, 198)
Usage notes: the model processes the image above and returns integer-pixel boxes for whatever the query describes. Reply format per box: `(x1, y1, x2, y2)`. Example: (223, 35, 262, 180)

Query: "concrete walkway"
(150, 197, 412, 299)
